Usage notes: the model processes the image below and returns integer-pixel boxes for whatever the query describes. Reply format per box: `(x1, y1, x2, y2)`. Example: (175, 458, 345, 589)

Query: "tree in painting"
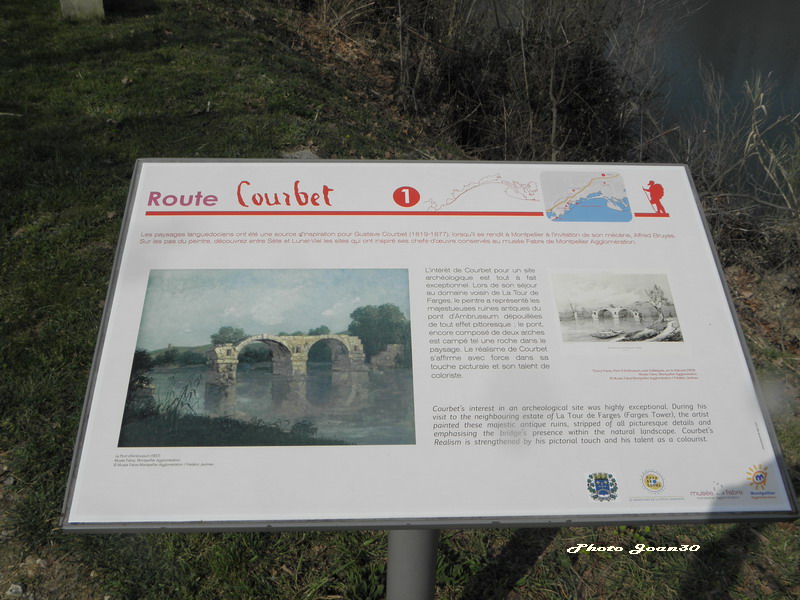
(348, 304, 410, 362)
(210, 326, 247, 345)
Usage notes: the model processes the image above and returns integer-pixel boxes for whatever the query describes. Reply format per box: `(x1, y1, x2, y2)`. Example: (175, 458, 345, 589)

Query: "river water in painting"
(149, 363, 415, 445)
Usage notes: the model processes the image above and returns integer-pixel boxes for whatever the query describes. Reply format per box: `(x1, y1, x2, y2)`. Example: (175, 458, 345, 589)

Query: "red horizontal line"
(145, 211, 546, 217)
(633, 212, 671, 217)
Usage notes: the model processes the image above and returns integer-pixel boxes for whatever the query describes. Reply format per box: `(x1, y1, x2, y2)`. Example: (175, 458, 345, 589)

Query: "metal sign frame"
(62, 160, 797, 532)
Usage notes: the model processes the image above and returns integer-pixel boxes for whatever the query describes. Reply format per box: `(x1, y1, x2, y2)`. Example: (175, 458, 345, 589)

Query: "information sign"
(62, 160, 797, 530)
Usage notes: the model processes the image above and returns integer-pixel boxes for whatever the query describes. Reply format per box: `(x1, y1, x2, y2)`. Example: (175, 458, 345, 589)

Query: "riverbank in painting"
(119, 363, 415, 447)
(560, 315, 682, 343)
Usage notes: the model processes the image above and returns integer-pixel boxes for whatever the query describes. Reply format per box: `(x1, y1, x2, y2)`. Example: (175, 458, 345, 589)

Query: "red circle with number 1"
(393, 186, 420, 208)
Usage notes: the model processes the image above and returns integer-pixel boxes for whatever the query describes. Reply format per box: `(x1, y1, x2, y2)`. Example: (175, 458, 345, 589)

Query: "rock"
(370, 344, 404, 368)
(22, 555, 42, 577)
(280, 148, 320, 160)
(5, 583, 24, 598)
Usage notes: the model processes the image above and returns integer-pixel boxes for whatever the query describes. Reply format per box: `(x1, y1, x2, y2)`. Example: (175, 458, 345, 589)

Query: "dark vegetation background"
(1, 0, 798, 598)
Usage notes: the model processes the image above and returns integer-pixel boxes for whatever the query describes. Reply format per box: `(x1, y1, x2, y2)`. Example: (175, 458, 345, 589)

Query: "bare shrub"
(291, 0, 647, 161)
(640, 66, 800, 269)
(742, 77, 800, 215)
(315, 0, 378, 34)
(388, 0, 634, 161)
(289, 0, 799, 275)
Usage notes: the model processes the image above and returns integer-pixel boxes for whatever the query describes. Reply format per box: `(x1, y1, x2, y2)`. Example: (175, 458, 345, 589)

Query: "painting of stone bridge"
(552, 272, 682, 343)
(122, 268, 415, 446)
(205, 333, 367, 414)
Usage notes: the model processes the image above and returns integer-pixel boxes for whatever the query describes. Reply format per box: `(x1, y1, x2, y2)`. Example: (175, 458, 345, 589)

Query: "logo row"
(587, 465, 772, 502)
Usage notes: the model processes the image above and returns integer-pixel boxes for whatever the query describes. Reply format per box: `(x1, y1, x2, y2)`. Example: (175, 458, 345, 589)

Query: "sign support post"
(387, 529, 440, 600)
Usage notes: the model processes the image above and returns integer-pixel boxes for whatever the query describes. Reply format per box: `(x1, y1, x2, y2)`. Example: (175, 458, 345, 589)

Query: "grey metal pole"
(386, 529, 440, 600)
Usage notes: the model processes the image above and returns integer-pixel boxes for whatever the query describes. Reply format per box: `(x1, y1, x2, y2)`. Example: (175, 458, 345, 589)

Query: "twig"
(708, 193, 793, 212)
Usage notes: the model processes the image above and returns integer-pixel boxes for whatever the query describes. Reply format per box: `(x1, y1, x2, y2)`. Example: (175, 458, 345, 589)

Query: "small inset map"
(541, 172, 632, 222)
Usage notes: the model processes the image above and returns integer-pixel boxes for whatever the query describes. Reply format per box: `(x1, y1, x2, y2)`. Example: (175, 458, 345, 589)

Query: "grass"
(1, 0, 798, 598)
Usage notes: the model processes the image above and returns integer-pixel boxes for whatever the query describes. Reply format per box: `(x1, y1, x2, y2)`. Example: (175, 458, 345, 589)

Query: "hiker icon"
(643, 180, 667, 215)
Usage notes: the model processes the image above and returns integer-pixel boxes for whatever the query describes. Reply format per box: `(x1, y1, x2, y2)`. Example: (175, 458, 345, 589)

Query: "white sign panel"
(62, 160, 797, 530)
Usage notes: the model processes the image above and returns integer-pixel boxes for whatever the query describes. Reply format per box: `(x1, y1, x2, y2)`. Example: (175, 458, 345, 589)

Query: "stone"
(370, 344, 404, 368)
(280, 148, 320, 160)
(60, 0, 104, 19)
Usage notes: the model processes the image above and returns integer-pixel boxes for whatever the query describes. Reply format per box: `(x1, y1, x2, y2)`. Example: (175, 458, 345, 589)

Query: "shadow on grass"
(675, 455, 800, 600)
(104, 0, 161, 18)
(675, 522, 792, 598)
(457, 528, 559, 600)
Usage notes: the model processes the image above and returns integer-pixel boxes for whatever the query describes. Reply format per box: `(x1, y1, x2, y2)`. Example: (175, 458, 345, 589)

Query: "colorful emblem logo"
(746, 465, 768, 490)
(641, 470, 664, 493)
(587, 472, 618, 501)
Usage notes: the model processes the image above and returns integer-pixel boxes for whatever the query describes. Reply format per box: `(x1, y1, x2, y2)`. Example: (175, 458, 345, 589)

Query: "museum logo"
(688, 481, 743, 500)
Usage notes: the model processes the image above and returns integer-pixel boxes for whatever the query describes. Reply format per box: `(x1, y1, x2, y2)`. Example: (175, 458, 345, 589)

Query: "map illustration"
(425, 174, 540, 212)
(541, 172, 632, 222)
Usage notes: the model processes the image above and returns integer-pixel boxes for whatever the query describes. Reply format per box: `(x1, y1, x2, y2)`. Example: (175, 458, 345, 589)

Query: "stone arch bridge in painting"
(208, 333, 367, 380)
(204, 334, 367, 414)
(591, 306, 642, 324)
(207, 333, 367, 385)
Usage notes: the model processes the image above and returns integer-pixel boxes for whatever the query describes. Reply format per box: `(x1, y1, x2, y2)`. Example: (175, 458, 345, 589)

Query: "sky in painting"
(136, 269, 410, 349)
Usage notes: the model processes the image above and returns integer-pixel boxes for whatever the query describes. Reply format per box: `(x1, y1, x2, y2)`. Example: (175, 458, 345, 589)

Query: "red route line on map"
(145, 211, 546, 217)
(146, 210, 669, 218)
